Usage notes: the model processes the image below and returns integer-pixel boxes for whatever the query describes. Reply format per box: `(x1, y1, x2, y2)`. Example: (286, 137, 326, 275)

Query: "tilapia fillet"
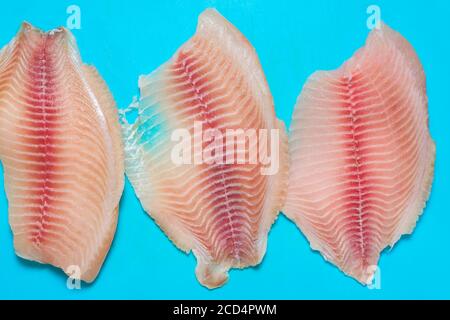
(0, 23, 124, 282)
(122, 9, 288, 288)
(283, 23, 435, 284)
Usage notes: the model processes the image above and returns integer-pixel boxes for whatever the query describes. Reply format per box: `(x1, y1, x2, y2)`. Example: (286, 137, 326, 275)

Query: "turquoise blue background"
(0, 0, 448, 300)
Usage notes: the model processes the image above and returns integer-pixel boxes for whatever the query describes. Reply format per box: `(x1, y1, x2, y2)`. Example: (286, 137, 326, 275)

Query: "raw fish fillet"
(122, 9, 288, 289)
(283, 23, 435, 284)
(0, 23, 124, 282)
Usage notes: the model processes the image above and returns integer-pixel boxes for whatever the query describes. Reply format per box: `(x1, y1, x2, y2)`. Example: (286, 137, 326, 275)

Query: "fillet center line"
(32, 37, 53, 246)
(344, 74, 367, 264)
(180, 52, 242, 263)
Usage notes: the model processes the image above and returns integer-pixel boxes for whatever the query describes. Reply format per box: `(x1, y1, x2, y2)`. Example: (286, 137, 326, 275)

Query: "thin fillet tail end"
(195, 260, 229, 289)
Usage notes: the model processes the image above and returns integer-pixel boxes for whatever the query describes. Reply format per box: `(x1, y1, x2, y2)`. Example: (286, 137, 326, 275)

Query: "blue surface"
(0, 0, 448, 300)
